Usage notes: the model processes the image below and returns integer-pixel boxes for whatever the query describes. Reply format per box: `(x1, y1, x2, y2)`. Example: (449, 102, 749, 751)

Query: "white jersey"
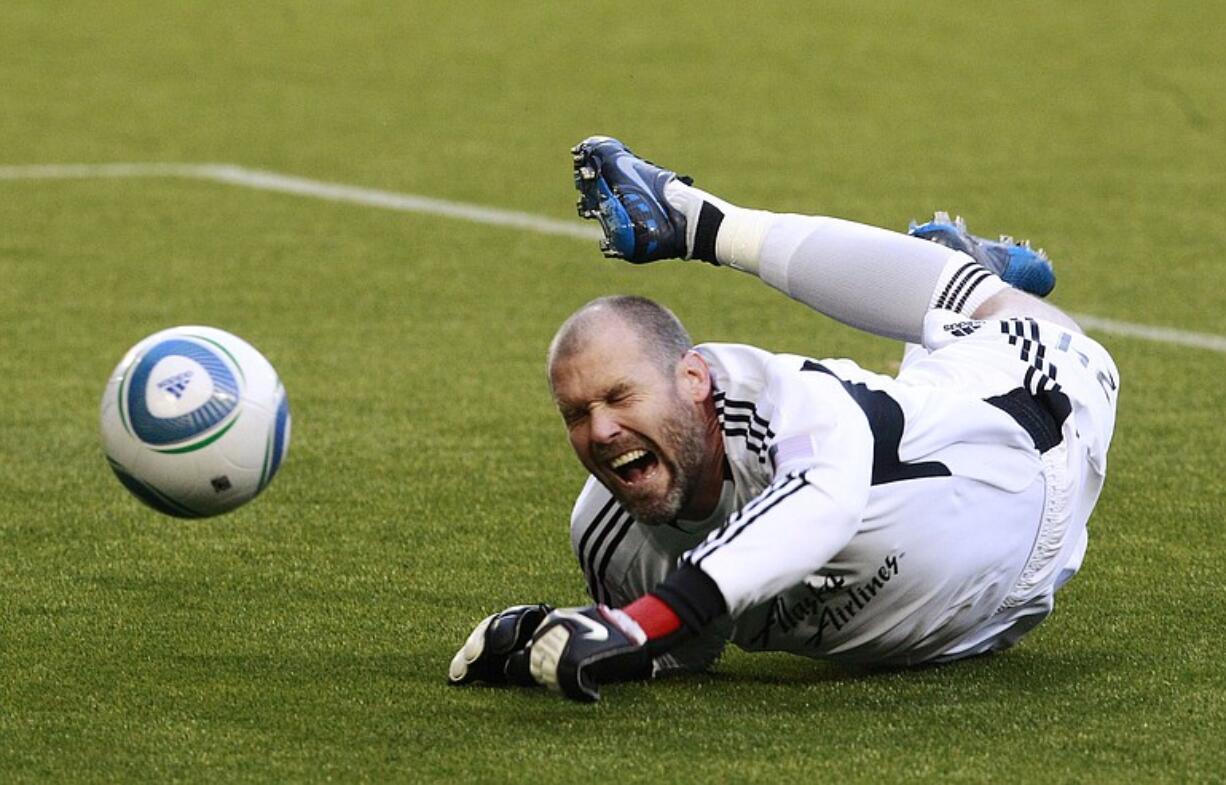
(570, 310, 1119, 670)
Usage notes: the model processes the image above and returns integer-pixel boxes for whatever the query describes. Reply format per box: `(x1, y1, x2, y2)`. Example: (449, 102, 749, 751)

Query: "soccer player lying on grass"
(449, 137, 1120, 702)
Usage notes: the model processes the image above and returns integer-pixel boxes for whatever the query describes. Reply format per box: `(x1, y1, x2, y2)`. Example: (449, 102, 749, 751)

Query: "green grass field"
(2, 1, 1224, 782)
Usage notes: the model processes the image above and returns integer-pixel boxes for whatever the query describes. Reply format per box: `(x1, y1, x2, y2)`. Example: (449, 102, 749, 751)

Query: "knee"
(972, 289, 1082, 334)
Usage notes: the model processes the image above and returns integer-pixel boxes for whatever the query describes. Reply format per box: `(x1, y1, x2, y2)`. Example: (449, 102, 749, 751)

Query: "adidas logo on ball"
(156, 370, 195, 399)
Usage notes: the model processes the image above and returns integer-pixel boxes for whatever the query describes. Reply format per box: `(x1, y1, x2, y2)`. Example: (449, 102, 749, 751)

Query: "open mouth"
(608, 448, 659, 485)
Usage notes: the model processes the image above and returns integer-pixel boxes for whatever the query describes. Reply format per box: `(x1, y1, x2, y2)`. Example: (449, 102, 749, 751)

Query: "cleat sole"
(569, 135, 688, 263)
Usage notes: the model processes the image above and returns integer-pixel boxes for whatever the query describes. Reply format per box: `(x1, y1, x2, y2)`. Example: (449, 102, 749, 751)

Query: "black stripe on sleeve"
(576, 497, 617, 567)
(714, 392, 776, 462)
(687, 474, 806, 565)
(720, 412, 771, 441)
(578, 493, 617, 554)
(694, 477, 809, 567)
(583, 509, 630, 603)
(593, 512, 634, 601)
(718, 395, 774, 428)
(577, 498, 621, 601)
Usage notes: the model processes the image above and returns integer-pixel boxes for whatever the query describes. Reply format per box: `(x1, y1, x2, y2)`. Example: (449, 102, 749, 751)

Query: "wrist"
(621, 593, 683, 642)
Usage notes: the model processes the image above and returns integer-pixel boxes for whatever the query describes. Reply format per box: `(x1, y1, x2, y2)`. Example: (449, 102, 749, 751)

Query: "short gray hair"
(548, 295, 693, 378)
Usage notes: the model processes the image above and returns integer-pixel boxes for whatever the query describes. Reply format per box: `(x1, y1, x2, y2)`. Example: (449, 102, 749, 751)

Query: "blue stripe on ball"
(126, 339, 240, 446)
(268, 388, 291, 481)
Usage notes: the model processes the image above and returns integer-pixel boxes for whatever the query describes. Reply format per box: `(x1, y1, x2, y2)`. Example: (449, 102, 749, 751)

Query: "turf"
(1, 1, 1224, 782)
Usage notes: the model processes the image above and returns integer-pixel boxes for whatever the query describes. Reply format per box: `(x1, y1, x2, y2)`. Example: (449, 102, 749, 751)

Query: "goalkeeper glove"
(448, 603, 553, 687)
(528, 604, 654, 702)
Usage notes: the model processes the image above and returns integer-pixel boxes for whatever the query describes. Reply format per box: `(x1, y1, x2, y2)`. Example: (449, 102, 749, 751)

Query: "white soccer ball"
(99, 325, 291, 518)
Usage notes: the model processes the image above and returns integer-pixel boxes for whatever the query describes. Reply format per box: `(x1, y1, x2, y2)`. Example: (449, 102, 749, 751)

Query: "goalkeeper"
(449, 137, 1119, 702)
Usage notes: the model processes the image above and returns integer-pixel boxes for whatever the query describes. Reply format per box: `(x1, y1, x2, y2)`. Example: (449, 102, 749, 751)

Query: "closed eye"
(559, 406, 588, 426)
(605, 382, 635, 405)
(557, 380, 638, 426)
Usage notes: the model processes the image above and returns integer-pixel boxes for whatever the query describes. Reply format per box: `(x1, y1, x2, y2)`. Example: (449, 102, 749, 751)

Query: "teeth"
(610, 449, 647, 469)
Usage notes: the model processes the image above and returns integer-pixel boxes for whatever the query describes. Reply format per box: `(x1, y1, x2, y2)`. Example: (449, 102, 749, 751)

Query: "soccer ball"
(99, 326, 291, 518)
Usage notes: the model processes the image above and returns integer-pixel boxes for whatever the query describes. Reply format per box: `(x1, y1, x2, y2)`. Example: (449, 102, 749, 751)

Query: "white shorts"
(907, 310, 1121, 659)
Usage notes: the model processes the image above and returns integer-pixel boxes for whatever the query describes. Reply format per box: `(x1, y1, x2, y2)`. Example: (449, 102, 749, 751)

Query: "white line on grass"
(3, 162, 1223, 355)
(1068, 314, 1226, 353)
(0, 162, 601, 240)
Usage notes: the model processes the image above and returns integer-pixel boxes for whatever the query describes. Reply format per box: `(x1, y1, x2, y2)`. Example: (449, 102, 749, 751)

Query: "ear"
(677, 350, 712, 403)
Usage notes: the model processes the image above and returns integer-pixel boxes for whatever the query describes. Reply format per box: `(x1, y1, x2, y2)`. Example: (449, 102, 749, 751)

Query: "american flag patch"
(768, 434, 816, 470)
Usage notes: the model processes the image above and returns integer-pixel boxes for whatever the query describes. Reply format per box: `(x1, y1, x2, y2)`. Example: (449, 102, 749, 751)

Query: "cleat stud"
(578, 165, 596, 181)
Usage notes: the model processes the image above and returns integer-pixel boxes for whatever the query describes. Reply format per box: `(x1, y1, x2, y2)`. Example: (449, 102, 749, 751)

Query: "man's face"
(550, 323, 710, 526)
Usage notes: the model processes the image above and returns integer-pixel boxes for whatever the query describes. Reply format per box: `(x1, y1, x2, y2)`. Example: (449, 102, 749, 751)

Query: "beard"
(615, 397, 710, 527)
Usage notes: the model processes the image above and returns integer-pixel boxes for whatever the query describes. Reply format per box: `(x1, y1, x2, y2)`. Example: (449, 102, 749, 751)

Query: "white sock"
(663, 180, 1007, 343)
(663, 181, 772, 273)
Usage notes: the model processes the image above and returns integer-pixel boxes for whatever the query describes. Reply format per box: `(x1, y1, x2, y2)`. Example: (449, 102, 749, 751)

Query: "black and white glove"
(528, 605, 653, 702)
(448, 604, 553, 687)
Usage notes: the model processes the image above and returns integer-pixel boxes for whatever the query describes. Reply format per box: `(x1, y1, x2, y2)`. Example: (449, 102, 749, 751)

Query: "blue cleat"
(572, 136, 690, 263)
(908, 211, 1056, 297)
